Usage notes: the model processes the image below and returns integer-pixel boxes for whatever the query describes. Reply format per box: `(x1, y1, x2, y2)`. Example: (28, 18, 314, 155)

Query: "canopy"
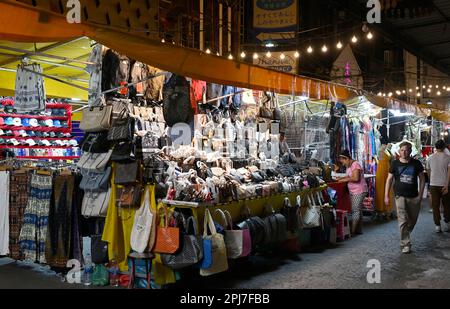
(0, 0, 448, 123)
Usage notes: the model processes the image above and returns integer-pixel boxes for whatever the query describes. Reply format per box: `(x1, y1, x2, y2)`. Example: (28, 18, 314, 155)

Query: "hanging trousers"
(9, 171, 29, 260)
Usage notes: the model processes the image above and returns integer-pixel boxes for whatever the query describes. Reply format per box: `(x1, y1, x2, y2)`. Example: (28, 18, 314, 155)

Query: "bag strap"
(186, 216, 198, 235)
(214, 209, 229, 229)
(223, 210, 234, 231)
(203, 208, 217, 236)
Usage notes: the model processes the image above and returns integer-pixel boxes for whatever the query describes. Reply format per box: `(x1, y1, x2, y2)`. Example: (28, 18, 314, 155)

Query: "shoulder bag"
(82, 189, 111, 217)
(130, 186, 155, 253)
(115, 161, 141, 185)
(80, 104, 112, 132)
(153, 208, 180, 254)
(77, 150, 112, 173)
(79, 167, 112, 192)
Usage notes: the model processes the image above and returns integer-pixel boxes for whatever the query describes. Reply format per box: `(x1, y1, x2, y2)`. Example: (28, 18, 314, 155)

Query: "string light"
(437, 91, 441, 96)
(395, 90, 401, 95)
(216, 52, 220, 56)
(253, 53, 259, 59)
(388, 92, 393, 97)
(367, 32, 373, 40)
(351, 35, 358, 43)
(427, 88, 431, 93)
(240, 51, 246, 58)
(417, 92, 421, 97)
(377, 92, 382, 96)
(205, 48, 211, 54)
(402, 90, 406, 94)
(307, 46, 313, 53)
(294, 51, 300, 58)
(436, 85, 439, 88)
(161, 38, 165, 43)
(321, 44, 328, 53)
(337, 41, 343, 49)
(228, 54, 233, 60)
(423, 85, 426, 89)
(416, 86, 419, 90)
(280, 53, 286, 60)
(409, 89, 413, 92)
(266, 51, 272, 58)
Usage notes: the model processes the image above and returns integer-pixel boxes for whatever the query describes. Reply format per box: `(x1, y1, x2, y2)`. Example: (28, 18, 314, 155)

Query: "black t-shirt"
(389, 158, 424, 198)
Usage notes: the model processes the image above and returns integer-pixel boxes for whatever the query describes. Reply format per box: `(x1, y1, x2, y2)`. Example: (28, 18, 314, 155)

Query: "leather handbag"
(115, 161, 140, 185)
(116, 185, 142, 207)
(80, 105, 112, 132)
(199, 209, 228, 276)
(107, 117, 135, 141)
(91, 220, 109, 264)
(81, 132, 111, 153)
(79, 167, 112, 192)
(263, 203, 287, 244)
(77, 150, 112, 172)
(300, 194, 322, 228)
(280, 196, 300, 233)
(236, 205, 266, 251)
(130, 186, 155, 253)
(153, 208, 180, 254)
(161, 216, 203, 269)
(82, 189, 111, 217)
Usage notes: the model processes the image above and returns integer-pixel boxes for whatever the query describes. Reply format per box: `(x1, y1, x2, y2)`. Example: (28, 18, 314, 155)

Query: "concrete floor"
(1, 199, 450, 289)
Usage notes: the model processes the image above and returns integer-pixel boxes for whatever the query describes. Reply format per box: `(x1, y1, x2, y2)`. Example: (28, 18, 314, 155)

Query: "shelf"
(0, 114, 69, 120)
(0, 125, 70, 132)
(15, 156, 80, 160)
(0, 136, 73, 140)
(0, 145, 75, 149)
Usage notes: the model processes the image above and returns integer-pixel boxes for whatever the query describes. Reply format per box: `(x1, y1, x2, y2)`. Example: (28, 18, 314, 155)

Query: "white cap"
(10, 138, 19, 146)
(25, 139, 36, 146)
(69, 139, 78, 146)
(45, 119, 54, 127)
(18, 130, 27, 137)
(13, 118, 22, 126)
(41, 139, 51, 146)
(29, 119, 39, 127)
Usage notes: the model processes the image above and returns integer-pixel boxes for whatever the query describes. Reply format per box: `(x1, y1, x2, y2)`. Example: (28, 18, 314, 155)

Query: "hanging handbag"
(81, 132, 111, 153)
(80, 104, 112, 132)
(82, 189, 111, 217)
(111, 140, 135, 162)
(107, 117, 135, 141)
(153, 208, 180, 254)
(117, 185, 142, 207)
(161, 216, 204, 270)
(130, 186, 155, 253)
(77, 150, 112, 172)
(199, 209, 228, 276)
(79, 167, 112, 192)
(91, 220, 109, 264)
(259, 92, 274, 119)
(115, 161, 141, 185)
(215, 209, 250, 259)
(300, 193, 322, 228)
(280, 196, 300, 233)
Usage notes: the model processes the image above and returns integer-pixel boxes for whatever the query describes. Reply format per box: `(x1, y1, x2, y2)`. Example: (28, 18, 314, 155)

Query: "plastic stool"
(128, 252, 155, 289)
(336, 210, 351, 241)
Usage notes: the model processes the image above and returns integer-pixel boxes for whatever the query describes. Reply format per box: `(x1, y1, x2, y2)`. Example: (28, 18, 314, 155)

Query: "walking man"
(385, 142, 425, 254)
(426, 140, 450, 233)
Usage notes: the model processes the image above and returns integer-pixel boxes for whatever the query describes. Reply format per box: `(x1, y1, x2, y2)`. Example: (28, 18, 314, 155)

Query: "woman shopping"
(337, 150, 369, 235)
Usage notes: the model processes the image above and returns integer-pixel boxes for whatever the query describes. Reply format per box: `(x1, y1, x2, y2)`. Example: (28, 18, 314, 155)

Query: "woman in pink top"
(337, 149, 368, 235)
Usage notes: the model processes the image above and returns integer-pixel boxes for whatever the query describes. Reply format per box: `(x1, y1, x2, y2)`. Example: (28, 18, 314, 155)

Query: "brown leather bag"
(117, 185, 142, 207)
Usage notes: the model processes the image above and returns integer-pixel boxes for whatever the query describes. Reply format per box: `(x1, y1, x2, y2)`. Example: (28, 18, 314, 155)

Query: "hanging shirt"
(14, 63, 46, 113)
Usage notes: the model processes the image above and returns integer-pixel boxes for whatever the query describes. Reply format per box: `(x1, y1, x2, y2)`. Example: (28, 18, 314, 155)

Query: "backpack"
(162, 74, 193, 127)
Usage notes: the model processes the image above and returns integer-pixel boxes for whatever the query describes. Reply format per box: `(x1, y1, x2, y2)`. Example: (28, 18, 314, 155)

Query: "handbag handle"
(214, 209, 229, 229)
(186, 216, 199, 235)
(223, 210, 234, 231)
(203, 208, 217, 237)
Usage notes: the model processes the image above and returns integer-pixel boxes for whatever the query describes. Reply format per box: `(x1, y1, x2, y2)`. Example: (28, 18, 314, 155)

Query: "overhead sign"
(253, 51, 298, 74)
(253, 0, 298, 42)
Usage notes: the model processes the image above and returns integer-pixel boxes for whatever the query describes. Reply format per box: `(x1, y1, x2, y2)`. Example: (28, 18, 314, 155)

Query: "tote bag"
(199, 209, 228, 276)
(82, 189, 111, 217)
(153, 208, 180, 254)
(224, 210, 251, 257)
(215, 209, 243, 259)
(130, 186, 154, 253)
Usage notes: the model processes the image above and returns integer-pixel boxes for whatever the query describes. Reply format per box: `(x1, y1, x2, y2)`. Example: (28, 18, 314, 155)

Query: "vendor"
(279, 132, 290, 155)
(336, 149, 368, 235)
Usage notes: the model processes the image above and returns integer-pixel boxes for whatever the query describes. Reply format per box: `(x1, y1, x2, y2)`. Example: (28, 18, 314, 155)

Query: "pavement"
(1, 198, 450, 289)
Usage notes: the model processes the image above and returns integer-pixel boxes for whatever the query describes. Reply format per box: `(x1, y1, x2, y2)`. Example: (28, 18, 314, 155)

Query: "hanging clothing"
(19, 173, 53, 263)
(45, 174, 74, 268)
(14, 63, 46, 113)
(86, 44, 104, 107)
(9, 170, 29, 260)
(70, 173, 84, 263)
(375, 148, 394, 214)
(0, 171, 10, 256)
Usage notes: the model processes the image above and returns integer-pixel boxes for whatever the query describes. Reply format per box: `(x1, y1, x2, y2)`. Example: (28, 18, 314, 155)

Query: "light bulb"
(429, 85, 432, 88)
(228, 54, 233, 60)
(427, 88, 431, 93)
(367, 32, 373, 40)
(294, 51, 300, 58)
(447, 87, 450, 91)
(423, 85, 426, 89)
(436, 85, 439, 88)
(437, 91, 441, 96)
(307, 46, 313, 53)
(402, 90, 406, 94)
(280, 53, 285, 60)
(240, 51, 246, 58)
(351, 35, 358, 43)
(205, 48, 211, 54)
(321, 45, 328, 52)
(161, 38, 165, 43)
(377, 92, 382, 96)
(216, 52, 220, 56)
(337, 41, 343, 49)
(416, 92, 421, 97)
(266, 51, 272, 58)
(388, 92, 393, 97)
(253, 53, 258, 59)
(416, 86, 419, 90)
(409, 89, 413, 92)
(396, 90, 401, 95)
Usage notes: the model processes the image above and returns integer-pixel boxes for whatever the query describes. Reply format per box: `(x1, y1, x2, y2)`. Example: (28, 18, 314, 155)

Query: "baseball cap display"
(0, 117, 4, 125)
(0, 138, 5, 145)
(0, 129, 4, 136)
(5, 117, 13, 125)
(53, 120, 61, 128)
(29, 119, 39, 127)
(60, 121, 68, 128)
(40, 140, 51, 146)
(18, 130, 28, 137)
(27, 131, 36, 137)
(69, 139, 78, 146)
(9, 138, 19, 146)
(22, 118, 30, 127)
(13, 118, 22, 126)
(5, 130, 13, 136)
(38, 120, 46, 127)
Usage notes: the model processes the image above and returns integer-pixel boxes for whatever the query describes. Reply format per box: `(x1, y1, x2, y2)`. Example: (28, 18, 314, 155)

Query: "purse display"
(81, 189, 111, 217)
(115, 161, 141, 185)
(107, 117, 136, 141)
(153, 208, 180, 254)
(300, 193, 323, 228)
(111, 140, 136, 162)
(81, 131, 111, 153)
(130, 186, 155, 253)
(80, 104, 112, 132)
(91, 220, 109, 264)
(117, 185, 143, 207)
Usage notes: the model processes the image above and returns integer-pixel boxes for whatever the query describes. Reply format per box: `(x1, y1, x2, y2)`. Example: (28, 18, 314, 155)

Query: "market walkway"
(1, 199, 450, 289)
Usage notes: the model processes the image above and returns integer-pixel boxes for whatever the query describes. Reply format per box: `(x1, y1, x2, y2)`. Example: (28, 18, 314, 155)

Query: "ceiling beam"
(423, 39, 450, 47)
(334, 0, 450, 76)
(399, 20, 449, 31)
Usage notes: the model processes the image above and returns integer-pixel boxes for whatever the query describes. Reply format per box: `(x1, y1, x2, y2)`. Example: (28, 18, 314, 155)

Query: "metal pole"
(20, 67, 90, 92)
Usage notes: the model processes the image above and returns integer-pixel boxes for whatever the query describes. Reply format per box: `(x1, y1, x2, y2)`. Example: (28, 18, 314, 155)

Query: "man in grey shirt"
(426, 140, 450, 233)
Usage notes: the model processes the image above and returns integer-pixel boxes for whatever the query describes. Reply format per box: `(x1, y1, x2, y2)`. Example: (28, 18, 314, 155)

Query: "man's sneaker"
(435, 225, 442, 233)
(402, 246, 411, 254)
(443, 223, 450, 233)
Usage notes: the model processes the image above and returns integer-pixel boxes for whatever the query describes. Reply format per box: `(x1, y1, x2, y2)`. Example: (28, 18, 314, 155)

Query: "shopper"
(384, 141, 425, 254)
(426, 140, 450, 233)
(337, 149, 368, 235)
